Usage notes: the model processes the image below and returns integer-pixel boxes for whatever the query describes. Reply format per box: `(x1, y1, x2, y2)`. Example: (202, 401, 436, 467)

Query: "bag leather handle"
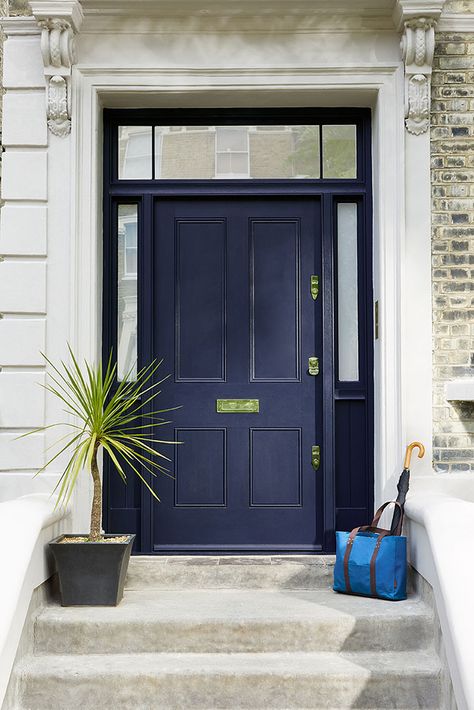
(371, 500, 404, 536)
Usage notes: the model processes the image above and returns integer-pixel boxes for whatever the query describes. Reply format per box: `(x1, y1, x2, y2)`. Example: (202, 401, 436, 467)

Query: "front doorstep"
(50, 534, 135, 606)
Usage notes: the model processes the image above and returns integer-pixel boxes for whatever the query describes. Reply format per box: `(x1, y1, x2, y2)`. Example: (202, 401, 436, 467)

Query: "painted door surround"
(71, 73, 421, 537)
(0, 0, 437, 531)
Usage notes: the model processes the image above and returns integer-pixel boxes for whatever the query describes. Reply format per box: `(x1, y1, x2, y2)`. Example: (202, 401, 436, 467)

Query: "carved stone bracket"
(30, 1, 83, 137)
(47, 74, 70, 137)
(400, 16, 436, 135)
(39, 17, 76, 72)
(394, 1, 446, 135)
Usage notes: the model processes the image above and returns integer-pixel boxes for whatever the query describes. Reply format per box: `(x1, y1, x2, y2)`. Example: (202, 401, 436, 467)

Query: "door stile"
(139, 194, 155, 553)
(101, 191, 115, 534)
(321, 193, 336, 552)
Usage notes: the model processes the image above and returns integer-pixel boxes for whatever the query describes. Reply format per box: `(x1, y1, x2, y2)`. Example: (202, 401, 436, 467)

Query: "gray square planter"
(50, 534, 135, 606)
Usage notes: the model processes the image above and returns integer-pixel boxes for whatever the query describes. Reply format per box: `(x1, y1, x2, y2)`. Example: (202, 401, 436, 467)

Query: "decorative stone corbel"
(29, 1, 83, 137)
(394, 1, 446, 136)
(401, 17, 435, 135)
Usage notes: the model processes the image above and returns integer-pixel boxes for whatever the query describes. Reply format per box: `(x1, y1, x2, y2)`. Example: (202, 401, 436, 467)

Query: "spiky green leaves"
(19, 346, 178, 510)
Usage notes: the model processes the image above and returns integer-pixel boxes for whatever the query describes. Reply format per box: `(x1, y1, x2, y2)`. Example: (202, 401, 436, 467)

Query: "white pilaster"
(395, 0, 445, 476)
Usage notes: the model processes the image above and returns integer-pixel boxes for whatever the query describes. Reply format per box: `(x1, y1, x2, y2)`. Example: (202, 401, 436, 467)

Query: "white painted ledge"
(445, 379, 474, 402)
(410, 472, 474, 502)
(406, 491, 474, 710)
(438, 13, 474, 32)
(0, 494, 71, 709)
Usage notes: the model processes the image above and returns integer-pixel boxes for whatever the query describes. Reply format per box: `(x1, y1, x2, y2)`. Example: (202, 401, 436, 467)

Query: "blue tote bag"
(333, 501, 407, 601)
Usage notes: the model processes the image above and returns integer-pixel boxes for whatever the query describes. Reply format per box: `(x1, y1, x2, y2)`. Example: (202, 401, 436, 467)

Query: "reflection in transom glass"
(118, 126, 152, 179)
(155, 125, 320, 179)
(322, 125, 357, 179)
(118, 125, 324, 179)
(118, 124, 358, 180)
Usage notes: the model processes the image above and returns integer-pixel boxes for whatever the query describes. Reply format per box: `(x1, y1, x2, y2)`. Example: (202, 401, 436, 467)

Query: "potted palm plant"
(23, 347, 175, 606)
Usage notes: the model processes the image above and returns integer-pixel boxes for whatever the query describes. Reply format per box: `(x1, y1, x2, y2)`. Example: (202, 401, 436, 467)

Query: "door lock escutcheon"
(312, 445, 321, 471)
(308, 356, 319, 376)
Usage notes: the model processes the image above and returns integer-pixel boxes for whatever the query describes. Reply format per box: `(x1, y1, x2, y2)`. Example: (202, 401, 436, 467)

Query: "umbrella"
(390, 441, 425, 535)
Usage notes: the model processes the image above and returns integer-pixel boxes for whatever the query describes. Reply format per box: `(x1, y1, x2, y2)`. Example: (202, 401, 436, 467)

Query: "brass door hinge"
(310, 275, 319, 301)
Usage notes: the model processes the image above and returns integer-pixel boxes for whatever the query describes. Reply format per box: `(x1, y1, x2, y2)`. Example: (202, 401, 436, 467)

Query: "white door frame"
(67, 63, 431, 529)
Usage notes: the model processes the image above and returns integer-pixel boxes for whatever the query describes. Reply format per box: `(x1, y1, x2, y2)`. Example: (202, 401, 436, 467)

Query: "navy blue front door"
(152, 198, 323, 552)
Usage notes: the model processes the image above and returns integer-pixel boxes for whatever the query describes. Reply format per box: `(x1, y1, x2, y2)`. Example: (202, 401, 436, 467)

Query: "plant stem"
(89, 443, 102, 542)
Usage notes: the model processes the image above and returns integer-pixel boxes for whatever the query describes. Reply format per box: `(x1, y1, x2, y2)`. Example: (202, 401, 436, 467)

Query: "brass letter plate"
(216, 399, 259, 413)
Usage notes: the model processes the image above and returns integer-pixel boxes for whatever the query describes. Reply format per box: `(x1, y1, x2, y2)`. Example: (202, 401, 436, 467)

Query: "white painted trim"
(0, 494, 71, 709)
(445, 379, 474, 401)
(437, 13, 474, 32)
(401, 131, 433, 477)
(406, 491, 474, 710)
(0, 17, 40, 36)
(78, 0, 395, 21)
(70, 64, 412, 523)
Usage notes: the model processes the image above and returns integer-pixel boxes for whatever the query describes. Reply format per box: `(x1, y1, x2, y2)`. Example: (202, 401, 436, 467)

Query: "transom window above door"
(117, 123, 358, 180)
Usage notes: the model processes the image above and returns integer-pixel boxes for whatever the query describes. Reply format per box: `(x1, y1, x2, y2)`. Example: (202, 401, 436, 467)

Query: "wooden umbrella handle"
(404, 441, 425, 469)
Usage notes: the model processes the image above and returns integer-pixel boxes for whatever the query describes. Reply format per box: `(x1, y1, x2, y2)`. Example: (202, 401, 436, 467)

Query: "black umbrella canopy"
(390, 442, 425, 535)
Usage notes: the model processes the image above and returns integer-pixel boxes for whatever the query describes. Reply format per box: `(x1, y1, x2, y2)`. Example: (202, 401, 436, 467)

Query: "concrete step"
(14, 650, 442, 709)
(35, 589, 434, 654)
(125, 555, 336, 590)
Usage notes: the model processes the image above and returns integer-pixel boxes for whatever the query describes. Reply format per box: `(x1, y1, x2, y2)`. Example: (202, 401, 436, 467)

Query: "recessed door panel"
(250, 221, 300, 381)
(174, 428, 226, 507)
(250, 428, 302, 507)
(175, 220, 226, 381)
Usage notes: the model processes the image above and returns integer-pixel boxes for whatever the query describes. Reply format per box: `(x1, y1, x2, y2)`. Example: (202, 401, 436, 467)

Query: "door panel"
(250, 220, 300, 381)
(174, 428, 227, 507)
(175, 220, 227, 381)
(250, 428, 302, 507)
(152, 198, 322, 552)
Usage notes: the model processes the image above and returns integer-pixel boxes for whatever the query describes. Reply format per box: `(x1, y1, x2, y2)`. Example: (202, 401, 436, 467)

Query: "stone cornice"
(78, 0, 406, 34)
(0, 16, 40, 35)
(80, 0, 395, 19)
(393, 0, 446, 31)
(437, 13, 474, 32)
(29, 0, 83, 32)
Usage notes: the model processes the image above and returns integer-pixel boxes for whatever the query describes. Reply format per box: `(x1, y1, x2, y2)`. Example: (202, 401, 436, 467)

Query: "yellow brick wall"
(431, 17, 474, 471)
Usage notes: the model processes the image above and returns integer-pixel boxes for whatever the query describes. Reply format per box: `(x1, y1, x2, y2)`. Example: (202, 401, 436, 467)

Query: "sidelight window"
(336, 202, 359, 382)
(117, 204, 138, 380)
